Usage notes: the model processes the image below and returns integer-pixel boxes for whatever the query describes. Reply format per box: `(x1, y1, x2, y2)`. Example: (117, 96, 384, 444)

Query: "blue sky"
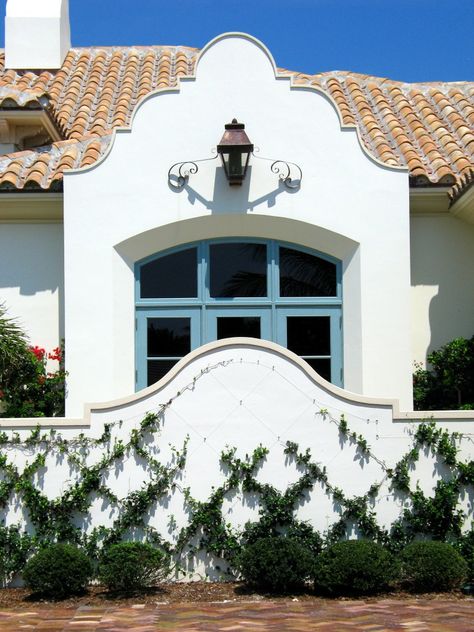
(1, 0, 473, 82)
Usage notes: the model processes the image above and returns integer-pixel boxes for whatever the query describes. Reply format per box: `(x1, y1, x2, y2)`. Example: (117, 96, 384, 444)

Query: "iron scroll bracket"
(168, 154, 218, 190)
(252, 151, 303, 190)
(168, 152, 302, 191)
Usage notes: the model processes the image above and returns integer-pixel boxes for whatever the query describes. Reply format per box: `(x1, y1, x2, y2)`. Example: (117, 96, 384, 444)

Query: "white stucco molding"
(113, 214, 359, 266)
(64, 32, 407, 182)
(2, 338, 473, 428)
(86, 337, 396, 411)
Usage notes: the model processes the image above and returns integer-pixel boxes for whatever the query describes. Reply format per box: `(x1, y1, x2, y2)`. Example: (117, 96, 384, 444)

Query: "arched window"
(135, 240, 342, 389)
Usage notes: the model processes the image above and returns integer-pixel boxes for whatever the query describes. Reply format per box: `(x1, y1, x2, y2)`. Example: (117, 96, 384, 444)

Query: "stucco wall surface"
(64, 33, 412, 416)
(0, 341, 473, 581)
(5, 0, 70, 69)
(411, 213, 474, 365)
(0, 222, 64, 353)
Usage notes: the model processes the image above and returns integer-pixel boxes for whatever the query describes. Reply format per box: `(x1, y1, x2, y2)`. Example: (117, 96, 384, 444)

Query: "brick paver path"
(0, 598, 472, 630)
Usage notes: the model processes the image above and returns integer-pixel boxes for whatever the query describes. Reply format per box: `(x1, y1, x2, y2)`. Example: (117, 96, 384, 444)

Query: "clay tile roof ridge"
(51, 49, 84, 113)
(336, 74, 401, 167)
(407, 91, 463, 179)
(1, 49, 471, 87)
(341, 80, 380, 152)
(126, 49, 145, 113)
(61, 52, 98, 134)
(424, 91, 474, 168)
(69, 45, 198, 57)
(305, 69, 473, 91)
(377, 83, 450, 181)
(358, 81, 407, 166)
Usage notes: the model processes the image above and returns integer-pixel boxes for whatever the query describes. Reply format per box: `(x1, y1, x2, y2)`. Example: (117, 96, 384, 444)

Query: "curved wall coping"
(1, 338, 473, 428)
(64, 32, 407, 181)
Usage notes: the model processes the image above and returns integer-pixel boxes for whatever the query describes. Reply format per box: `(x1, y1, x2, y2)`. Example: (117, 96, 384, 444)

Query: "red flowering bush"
(1, 303, 66, 417)
(30, 346, 46, 362)
(0, 343, 66, 418)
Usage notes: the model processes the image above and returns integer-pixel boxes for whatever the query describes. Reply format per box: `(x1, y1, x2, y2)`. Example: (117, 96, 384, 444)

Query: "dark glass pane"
(141, 248, 197, 298)
(222, 149, 249, 179)
(217, 317, 261, 340)
(148, 360, 177, 386)
(210, 243, 267, 297)
(280, 247, 337, 297)
(147, 318, 190, 356)
(287, 316, 330, 356)
(304, 358, 331, 382)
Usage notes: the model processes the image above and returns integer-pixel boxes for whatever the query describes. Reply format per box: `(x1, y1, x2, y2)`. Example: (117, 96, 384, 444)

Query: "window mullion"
(136, 238, 343, 389)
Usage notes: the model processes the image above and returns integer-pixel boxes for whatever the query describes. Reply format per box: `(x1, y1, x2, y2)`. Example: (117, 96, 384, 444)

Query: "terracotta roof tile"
(0, 85, 49, 108)
(0, 134, 112, 190)
(0, 46, 470, 191)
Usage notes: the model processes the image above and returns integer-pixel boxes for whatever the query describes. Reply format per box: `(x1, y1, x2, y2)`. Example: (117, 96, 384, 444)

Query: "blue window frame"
(135, 239, 342, 390)
(206, 307, 272, 343)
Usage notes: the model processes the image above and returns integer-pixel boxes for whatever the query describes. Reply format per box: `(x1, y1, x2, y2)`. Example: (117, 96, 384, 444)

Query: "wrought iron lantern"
(217, 119, 254, 186)
(167, 118, 302, 191)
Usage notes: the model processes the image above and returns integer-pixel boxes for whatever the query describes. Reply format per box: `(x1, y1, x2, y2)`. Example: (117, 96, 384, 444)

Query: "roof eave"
(0, 190, 63, 221)
(409, 185, 452, 215)
(449, 183, 474, 224)
(0, 108, 65, 143)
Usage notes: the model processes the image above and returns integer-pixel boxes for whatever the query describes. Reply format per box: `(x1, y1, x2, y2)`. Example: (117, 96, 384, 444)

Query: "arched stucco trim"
(85, 337, 399, 416)
(113, 214, 359, 265)
(195, 32, 280, 78)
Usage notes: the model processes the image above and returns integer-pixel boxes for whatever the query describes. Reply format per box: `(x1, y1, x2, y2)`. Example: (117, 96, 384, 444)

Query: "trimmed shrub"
(237, 536, 313, 593)
(98, 542, 171, 592)
(314, 540, 398, 596)
(400, 541, 468, 592)
(456, 530, 474, 582)
(23, 543, 93, 598)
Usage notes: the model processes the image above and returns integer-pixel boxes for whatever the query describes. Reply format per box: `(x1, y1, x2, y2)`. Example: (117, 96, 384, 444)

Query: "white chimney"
(5, 0, 71, 70)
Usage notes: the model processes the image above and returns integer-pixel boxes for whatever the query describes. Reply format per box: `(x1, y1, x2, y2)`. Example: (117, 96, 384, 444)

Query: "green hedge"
(98, 542, 171, 592)
(237, 536, 313, 593)
(400, 541, 468, 592)
(23, 543, 93, 598)
(314, 540, 398, 596)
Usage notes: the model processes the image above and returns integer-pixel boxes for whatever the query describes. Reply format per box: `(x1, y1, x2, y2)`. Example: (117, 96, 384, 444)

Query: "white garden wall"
(63, 33, 412, 416)
(0, 340, 473, 581)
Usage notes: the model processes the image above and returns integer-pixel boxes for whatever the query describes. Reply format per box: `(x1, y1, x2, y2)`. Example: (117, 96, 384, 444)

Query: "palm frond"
(0, 303, 30, 384)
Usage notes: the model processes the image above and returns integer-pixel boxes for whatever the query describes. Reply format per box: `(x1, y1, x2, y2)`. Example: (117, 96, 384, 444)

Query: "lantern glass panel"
(229, 149, 246, 178)
(220, 149, 248, 180)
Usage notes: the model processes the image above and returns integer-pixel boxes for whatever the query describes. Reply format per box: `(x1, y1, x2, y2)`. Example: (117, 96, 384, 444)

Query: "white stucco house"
(1, 1, 474, 576)
(0, 0, 473, 419)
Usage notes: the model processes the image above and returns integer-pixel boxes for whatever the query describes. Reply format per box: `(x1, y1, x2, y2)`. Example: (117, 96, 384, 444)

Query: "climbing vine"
(0, 367, 473, 584)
